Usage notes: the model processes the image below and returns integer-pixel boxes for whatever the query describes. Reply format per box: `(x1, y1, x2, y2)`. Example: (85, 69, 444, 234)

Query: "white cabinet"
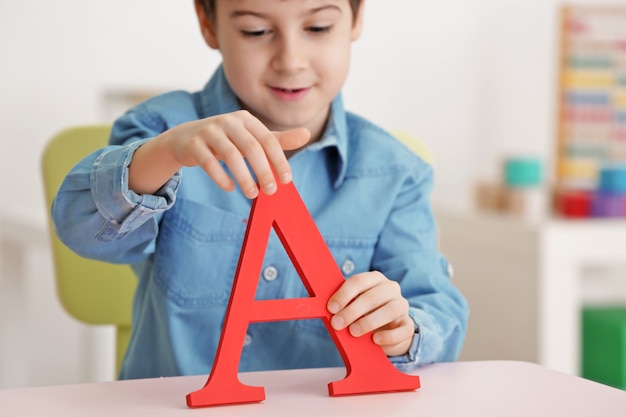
(436, 208, 626, 375)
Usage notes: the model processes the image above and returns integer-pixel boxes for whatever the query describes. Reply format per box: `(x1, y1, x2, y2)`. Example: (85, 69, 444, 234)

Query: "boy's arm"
(377, 164, 468, 370)
(52, 102, 309, 264)
(52, 110, 180, 264)
(327, 163, 468, 371)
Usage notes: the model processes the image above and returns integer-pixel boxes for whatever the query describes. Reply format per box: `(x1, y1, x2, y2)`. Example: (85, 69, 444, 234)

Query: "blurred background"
(1, 0, 626, 390)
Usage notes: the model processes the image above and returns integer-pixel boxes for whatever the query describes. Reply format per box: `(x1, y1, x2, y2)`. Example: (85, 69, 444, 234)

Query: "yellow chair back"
(392, 131, 434, 165)
(41, 125, 136, 375)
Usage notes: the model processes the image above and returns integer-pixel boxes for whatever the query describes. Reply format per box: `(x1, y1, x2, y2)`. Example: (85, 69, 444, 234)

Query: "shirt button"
(243, 334, 252, 346)
(447, 262, 455, 278)
(341, 259, 355, 275)
(263, 265, 279, 282)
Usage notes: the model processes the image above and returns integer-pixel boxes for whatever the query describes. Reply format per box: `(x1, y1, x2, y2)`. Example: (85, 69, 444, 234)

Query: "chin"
(266, 114, 313, 130)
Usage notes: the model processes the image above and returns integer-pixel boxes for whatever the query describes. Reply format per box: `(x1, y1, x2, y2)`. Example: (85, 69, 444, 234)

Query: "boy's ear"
(195, 1, 219, 49)
(350, 0, 366, 41)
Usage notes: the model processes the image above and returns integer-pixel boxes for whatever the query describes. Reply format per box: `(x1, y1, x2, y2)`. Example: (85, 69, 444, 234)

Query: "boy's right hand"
(128, 110, 310, 198)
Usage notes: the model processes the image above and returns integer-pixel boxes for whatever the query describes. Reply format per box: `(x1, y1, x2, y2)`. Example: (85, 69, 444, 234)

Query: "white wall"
(0, 0, 566, 223)
(4, 0, 623, 223)
(1, 0, 624, 389)
(0, 0, 216, 225)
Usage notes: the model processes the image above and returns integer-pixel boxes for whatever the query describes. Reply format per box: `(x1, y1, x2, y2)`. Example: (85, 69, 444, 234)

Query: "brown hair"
(196, 0, 362, 23)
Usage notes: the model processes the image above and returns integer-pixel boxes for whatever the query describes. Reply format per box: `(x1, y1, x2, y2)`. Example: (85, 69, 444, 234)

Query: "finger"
(327, 272, 386, 317)
(226, 126, 277, 196)
(273, 128, 310, 151)
(242, 118, 293, 188)
(372, 319, 414, 347)
(270, 129, 310, 184)
(247, 129, 286, 191)
(373, 320, 415, 357)
(207, 131, 260, 199)
(187, 137, 236, 192)
(328, 272, 385, 312)
(328, 274, 391, 331)
(347, 297, 409, 337)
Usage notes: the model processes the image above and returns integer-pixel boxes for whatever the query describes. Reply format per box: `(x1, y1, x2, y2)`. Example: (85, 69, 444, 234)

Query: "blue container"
(599, 164, 626, 194)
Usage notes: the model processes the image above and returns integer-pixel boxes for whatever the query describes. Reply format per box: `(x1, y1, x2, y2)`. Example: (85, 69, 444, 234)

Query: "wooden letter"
(186, 180, 420, 408)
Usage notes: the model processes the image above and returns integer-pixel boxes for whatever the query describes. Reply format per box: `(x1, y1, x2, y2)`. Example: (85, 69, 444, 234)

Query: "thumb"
(273, 128, 310, 151)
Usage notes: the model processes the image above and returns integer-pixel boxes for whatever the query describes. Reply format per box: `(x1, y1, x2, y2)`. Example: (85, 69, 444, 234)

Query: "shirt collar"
(309, 95, 349, 188)
(198, 65, 241, 117)
(198, 65, 349, 188)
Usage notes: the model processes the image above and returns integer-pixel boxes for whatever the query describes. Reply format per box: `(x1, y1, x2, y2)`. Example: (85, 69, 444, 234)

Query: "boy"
(52, 0, 468, 379)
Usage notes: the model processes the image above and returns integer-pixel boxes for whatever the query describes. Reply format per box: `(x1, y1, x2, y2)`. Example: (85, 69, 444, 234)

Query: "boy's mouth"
(275, 87, 306, 93)
(270, 86, 310, 101)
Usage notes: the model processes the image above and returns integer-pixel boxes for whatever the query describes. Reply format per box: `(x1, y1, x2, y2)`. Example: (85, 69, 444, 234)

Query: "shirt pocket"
(154, 198, 247, 307)
(295, 236, 377, 336)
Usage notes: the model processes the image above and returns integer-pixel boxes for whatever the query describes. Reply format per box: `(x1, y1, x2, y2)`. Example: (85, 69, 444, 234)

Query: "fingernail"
(328, 302, 339, 314)
(331, 315, 344, 329)
(280, 172, 292, 183)
(349, 324, 361, 336)
(247, 187, 259, 198)
(263, 182, 277, 195)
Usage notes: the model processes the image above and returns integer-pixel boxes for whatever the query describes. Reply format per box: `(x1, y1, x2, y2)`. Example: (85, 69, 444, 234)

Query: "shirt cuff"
(388, 307, 443, 372)
(91, 139, 180, 233)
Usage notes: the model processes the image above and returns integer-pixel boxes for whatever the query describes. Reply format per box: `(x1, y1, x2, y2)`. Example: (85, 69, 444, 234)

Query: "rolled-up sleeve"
(91, 139, 179, 232)
(52, 139, 181, 264)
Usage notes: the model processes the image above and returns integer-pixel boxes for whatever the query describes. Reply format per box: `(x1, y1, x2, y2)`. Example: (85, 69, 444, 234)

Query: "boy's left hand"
(327, 271, 415, 357)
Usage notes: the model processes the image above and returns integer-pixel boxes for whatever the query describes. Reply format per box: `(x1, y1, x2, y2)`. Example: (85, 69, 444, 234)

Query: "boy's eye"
(241, 29, 270, 38)
(307, 26, 332, 34)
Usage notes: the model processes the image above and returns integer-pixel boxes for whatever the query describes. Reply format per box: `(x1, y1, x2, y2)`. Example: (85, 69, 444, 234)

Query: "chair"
(392, 131, 434, 166)
(41, 125, 137, 375)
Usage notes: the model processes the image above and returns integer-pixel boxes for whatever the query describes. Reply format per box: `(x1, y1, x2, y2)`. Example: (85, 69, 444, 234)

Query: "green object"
(42, 125, 137, 375)
(504, 157, 543, 188)
(582, 307, 626, 389)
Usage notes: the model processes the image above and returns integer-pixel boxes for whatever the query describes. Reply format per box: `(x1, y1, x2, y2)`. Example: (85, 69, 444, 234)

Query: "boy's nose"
(272, 36, 307, 73)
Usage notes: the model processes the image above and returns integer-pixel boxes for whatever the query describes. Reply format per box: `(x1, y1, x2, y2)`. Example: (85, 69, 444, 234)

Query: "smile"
(270, 86, 311, 101)
(278, 88, 304, 93)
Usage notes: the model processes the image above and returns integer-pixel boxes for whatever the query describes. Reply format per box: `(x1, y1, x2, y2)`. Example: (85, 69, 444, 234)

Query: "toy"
(186, 177, 421, 408)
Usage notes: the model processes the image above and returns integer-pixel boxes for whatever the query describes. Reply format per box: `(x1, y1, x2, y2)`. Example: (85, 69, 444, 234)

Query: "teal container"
(582, 307, 626, 390)
(504, 157, 543, 188)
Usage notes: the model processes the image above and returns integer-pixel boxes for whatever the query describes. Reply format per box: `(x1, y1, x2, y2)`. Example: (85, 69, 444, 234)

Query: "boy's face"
(196, 0, 364, 140)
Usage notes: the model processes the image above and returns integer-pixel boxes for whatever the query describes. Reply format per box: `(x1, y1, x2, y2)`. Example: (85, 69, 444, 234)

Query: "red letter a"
(186, 180, 420, 408)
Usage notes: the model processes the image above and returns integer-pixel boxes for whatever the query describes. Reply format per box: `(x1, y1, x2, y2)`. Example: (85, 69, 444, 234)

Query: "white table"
(436, 209, 626, 375)
(0, 361, 624, 416)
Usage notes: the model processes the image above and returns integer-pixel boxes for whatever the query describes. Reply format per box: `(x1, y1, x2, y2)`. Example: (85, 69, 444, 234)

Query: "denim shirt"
(52, 66, 468, 379)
